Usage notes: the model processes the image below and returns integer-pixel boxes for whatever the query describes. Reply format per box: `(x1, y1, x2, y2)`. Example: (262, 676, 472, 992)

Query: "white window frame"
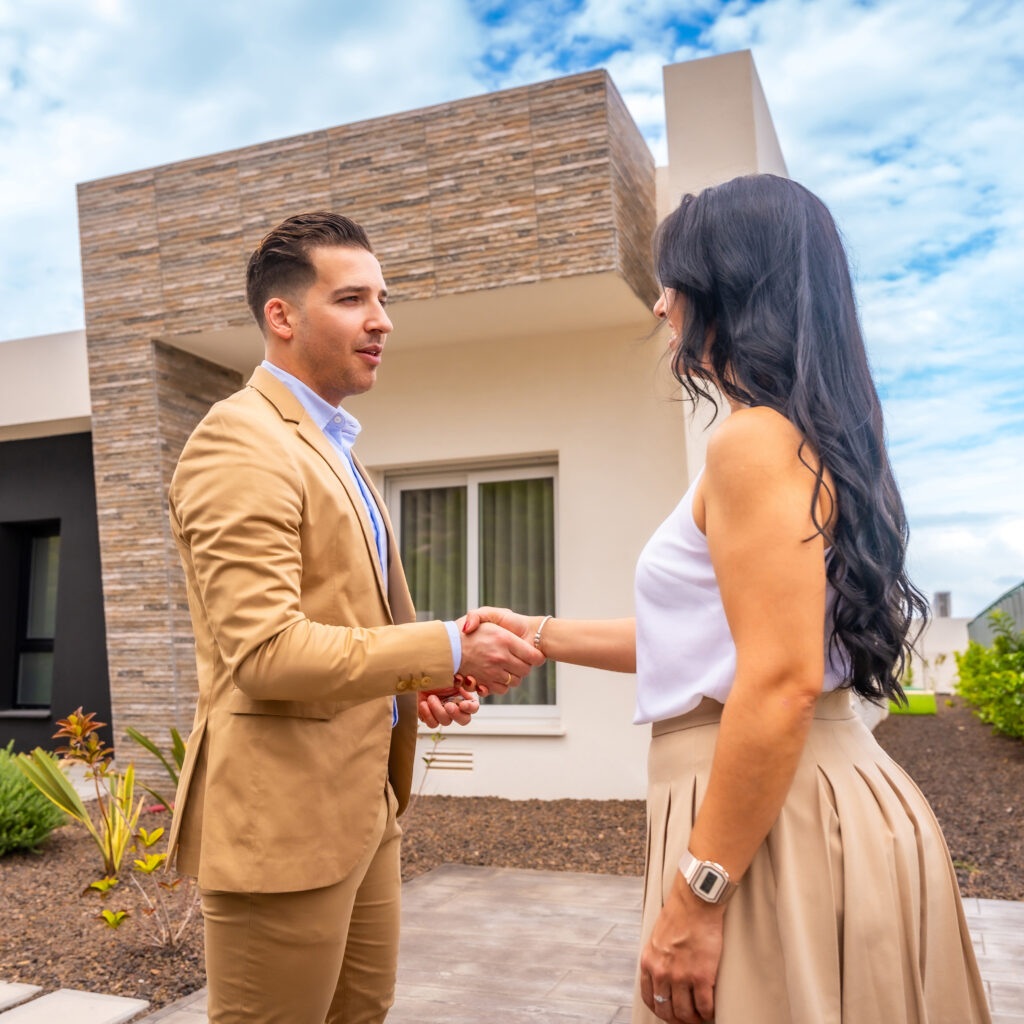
(386, 462, 559, 724)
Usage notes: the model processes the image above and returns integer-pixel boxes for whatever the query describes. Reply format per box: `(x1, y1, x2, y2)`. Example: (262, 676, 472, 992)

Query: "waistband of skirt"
(651, 687, 855, 738)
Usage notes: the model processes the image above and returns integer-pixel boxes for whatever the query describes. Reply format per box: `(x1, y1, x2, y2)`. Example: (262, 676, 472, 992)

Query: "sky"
(0, 0, 1021, 620)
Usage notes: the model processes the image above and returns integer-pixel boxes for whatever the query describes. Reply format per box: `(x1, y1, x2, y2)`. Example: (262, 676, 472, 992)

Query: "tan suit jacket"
(165, 367, 453, 893)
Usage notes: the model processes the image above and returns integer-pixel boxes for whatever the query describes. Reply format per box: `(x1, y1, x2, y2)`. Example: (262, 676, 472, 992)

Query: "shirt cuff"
(443, 620, 462, 676)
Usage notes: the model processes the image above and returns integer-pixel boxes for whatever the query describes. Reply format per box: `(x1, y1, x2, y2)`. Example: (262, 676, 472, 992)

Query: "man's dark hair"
(246, 211, 373, 330)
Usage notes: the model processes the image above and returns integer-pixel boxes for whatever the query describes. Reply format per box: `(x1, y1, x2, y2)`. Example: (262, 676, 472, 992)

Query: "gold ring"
(505, 672, 513, 686)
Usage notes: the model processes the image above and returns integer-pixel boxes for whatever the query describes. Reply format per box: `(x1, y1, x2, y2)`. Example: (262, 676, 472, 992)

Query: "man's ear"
(264, 296, 296, 341)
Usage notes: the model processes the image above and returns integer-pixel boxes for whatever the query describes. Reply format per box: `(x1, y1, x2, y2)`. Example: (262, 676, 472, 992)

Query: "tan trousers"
(201, 784, 402, 1024)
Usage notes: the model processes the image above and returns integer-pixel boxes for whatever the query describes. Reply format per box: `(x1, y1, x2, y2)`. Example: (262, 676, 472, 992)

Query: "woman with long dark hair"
(459, 174, 990, 1023)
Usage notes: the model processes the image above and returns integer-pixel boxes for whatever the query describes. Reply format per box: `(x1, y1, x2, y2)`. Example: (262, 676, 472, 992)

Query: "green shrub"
(955, 610, 1024, 740)
(0, 740, 66, 856)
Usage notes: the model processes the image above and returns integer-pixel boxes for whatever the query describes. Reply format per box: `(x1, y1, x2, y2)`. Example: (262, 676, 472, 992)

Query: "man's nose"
(369, 303, 393, 335)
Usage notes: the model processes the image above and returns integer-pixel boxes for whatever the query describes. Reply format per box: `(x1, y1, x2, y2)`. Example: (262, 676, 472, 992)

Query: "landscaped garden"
(1, 689, 1021, 1013)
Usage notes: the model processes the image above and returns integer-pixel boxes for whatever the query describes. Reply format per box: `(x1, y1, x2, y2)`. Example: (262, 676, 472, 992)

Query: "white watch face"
(692, 864, 728, 902)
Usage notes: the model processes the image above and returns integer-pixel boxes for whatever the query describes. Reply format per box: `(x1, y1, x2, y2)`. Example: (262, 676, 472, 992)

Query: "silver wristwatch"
(678, 850, 738, 905)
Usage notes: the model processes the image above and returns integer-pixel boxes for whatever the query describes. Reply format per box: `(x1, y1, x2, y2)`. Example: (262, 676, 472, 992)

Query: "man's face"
(287, 245, 393, 405)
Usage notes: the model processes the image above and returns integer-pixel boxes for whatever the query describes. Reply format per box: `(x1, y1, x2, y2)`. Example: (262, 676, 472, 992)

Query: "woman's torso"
(633, 466, 847, 724)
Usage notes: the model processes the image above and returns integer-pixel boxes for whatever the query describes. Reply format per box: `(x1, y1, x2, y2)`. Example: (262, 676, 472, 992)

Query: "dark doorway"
(0, 433, 110, 751)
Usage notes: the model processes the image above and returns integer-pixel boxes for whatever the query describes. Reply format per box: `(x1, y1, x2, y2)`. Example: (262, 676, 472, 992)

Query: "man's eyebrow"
(328, 284, 388, 299)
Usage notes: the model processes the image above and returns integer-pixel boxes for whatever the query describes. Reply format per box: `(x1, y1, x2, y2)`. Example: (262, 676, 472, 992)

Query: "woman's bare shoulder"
(705, 406, 805, 474)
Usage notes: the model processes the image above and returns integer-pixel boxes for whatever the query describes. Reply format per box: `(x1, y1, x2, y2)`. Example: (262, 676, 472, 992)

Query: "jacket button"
(396, 679, 408, 692)
(421, 676, 433, 689)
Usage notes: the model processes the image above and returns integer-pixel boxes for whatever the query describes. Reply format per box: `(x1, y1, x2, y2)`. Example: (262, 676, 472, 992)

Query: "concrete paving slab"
(400, 959, 569, 998)
(140, 1014, 206, 1024)
(385, 988, 622, 1024)
(992, 984, 1024, 1015)
(136, 989, 207, 1021)
(0, 985, 41, 1012)
(0, 988, 148, 1023)
(130, 866, 1022, 1022)
(976, 955, 1024, 982)
(548, 967, 636, 1006)
(974, 900, 1024, 922)
(599, 922, 643, 949)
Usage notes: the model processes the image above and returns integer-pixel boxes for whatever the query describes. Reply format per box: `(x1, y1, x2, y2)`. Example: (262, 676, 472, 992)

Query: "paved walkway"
(3, 865, 1022, 1022)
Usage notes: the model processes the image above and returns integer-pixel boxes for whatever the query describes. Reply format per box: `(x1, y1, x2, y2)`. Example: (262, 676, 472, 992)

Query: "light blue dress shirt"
(260, 362, 462, 706)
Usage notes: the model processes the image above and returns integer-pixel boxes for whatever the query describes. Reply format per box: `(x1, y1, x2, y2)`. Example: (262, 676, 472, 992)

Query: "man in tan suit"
(166, 212, 543, 1024)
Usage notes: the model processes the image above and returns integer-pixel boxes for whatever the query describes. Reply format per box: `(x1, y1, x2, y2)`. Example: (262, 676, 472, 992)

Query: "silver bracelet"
(534, 615, 553, 652)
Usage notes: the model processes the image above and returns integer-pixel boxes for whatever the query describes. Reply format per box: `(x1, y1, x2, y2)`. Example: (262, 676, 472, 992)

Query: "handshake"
(418, 607, 547, 728)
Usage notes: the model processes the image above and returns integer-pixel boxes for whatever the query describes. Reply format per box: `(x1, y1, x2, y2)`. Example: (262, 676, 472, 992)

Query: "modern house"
(1, 51, 788, 798)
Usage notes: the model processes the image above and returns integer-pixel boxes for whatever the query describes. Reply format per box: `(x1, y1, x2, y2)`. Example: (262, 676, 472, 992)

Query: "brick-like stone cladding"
(78, 69, 656, 780)
(78, 312, 239, 780)
(607, 87, 658, 307)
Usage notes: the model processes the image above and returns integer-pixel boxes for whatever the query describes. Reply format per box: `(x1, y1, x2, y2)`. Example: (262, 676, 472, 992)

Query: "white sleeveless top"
(634, 468, 848, 724)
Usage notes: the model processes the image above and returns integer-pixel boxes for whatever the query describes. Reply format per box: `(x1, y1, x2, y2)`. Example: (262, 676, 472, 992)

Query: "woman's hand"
(639, 876, 725, 1023)
(417, 676, 484, 728)
(460, 607, 541, 644)
(462, 611, 637, 673)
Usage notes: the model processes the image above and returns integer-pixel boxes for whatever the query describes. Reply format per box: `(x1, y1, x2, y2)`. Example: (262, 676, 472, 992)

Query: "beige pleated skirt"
(635, 688, 991, 1024)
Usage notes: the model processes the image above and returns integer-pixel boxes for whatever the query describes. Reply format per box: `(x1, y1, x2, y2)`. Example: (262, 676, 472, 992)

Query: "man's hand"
(417, 677, 483, 728)
(455, 618, 544, 688)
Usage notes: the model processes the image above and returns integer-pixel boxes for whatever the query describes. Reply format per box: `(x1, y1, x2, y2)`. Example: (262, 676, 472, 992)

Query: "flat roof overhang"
(162, 269, 655, 378)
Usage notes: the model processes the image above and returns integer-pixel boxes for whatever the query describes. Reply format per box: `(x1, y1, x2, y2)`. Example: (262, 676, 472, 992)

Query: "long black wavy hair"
(655, 173, 927, 703)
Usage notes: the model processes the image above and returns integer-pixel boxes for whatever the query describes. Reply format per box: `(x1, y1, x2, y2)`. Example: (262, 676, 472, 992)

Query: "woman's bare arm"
(640, 405, 832, 1021)
(462, 609, 636, 674)
(689, 406, 830, 878)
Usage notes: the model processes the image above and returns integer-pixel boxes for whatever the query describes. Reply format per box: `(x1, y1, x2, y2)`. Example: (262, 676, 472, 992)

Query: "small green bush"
(955, 610, 1024, 740)
(0, 740, 66, 856)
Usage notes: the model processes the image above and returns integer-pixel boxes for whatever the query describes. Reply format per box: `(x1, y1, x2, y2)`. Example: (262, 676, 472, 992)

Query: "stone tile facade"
(78, 69, 656, 779)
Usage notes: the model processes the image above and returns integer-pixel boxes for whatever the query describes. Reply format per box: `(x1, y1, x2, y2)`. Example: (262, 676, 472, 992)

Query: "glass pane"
(26, 534, 61, 639)
(400, 486, 467, 622)
(479, 478, 556, 706)
(17, 651, 54, 706)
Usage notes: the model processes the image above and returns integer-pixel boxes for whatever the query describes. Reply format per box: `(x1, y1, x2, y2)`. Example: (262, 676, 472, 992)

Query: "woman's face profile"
(653, 287, 684, 351)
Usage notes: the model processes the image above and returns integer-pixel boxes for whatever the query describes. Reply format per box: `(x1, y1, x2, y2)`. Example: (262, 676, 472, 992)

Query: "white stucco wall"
(348, 312, 688, 799)
(0, 330, 91, 440)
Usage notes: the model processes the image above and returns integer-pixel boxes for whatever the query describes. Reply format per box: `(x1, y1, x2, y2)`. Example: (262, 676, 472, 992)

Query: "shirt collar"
(260, 360, 362, 444)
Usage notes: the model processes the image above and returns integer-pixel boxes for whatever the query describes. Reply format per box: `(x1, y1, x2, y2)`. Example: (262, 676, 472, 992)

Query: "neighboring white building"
(908, 614, 970, 695)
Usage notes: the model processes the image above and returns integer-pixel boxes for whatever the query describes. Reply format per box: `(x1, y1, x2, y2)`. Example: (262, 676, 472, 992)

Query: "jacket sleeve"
(169, 404, 453, 705)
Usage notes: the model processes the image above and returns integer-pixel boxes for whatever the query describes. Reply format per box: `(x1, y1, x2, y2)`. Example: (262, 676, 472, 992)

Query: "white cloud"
(565, 0, 717, 43)
(0, 0, 486, 338)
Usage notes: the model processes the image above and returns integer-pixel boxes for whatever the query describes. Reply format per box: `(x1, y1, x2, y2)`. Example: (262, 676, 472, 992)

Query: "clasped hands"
(417, 607, 542, 727)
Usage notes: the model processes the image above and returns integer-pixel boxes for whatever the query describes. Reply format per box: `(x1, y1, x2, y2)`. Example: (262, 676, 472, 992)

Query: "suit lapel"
(248, 367, 391, 617)
(353, 453, 416, 626)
